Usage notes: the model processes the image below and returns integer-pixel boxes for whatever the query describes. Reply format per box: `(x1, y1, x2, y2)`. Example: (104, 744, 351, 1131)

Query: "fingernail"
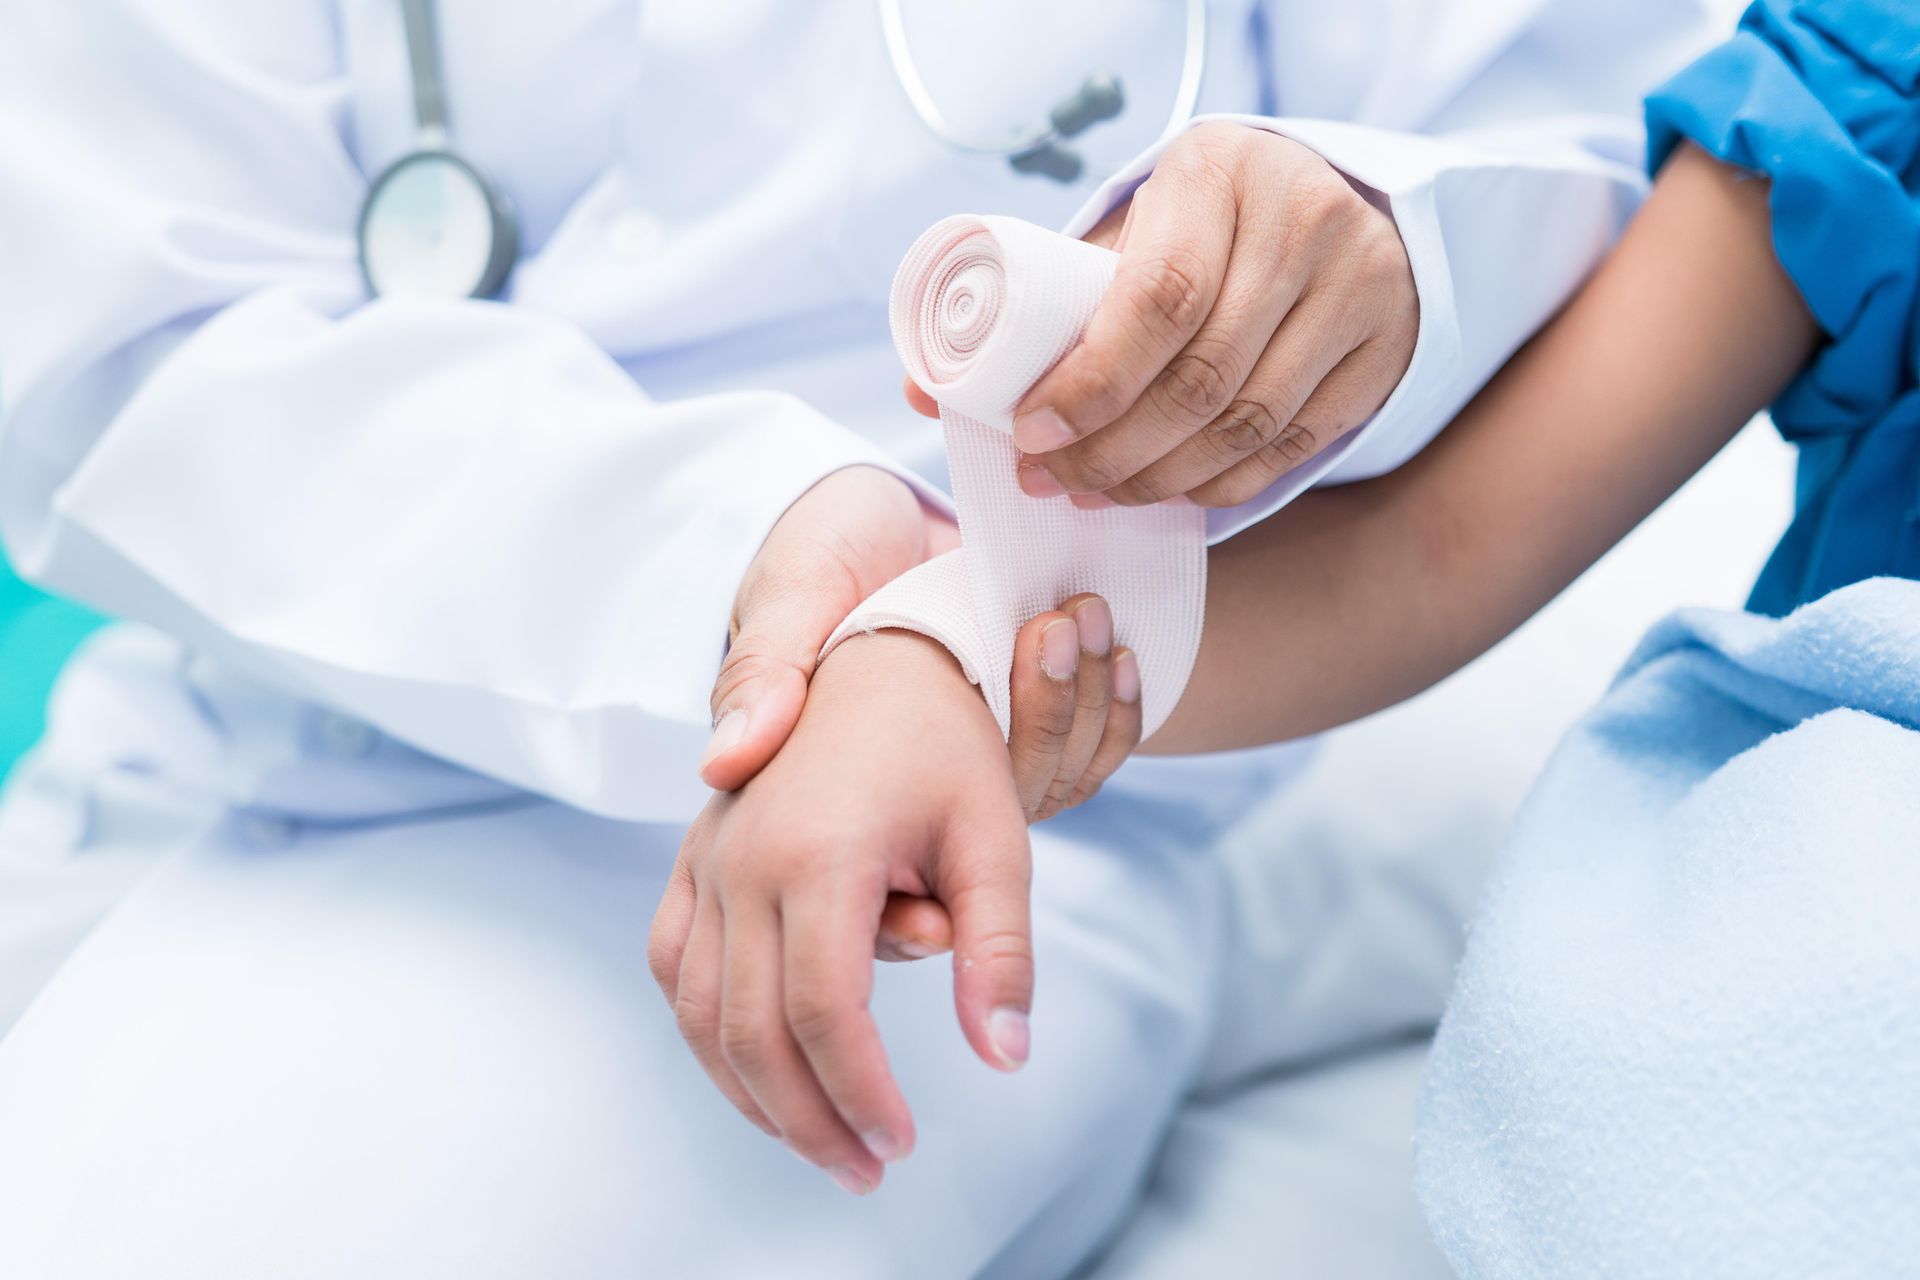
(1113, 650, 1141, 703)
(1162, 494, 1197, 508)
(893, 938, 937, 960)
(862, 1129, 906, 1163)
(1072, 597, 1112, 656)
(1040, 619, 1079, 681)
(1070, 492, 1116, 511)
(700, 707, 749, 769)
(828, 1165, 874, 1196)
(1013, 407, 1075, 453)
(988, 1006, 1031, 1070)
(1017, 463, 1066, 499)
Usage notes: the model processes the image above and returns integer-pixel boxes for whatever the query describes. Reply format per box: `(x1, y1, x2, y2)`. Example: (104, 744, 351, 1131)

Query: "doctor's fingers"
(1186, 340, 1407, 509)
(1097, 290, 1361, 508)
(781, 881, 917, 1168)
(937, 816, 1036, 1073)
(702, 467, 928, 793)
(719, 896, 888, 1194)
(1008, 125, 1258, 476)
(671, 894, 780, 1140)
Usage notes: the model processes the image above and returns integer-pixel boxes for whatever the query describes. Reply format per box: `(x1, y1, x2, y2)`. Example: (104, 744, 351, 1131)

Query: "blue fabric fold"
(1415, 578, 1920, 1277)
(1645, 0, 1920, 613)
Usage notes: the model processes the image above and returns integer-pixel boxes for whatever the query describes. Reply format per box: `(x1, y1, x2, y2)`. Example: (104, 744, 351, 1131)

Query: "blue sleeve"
(1645, 0, 1919, 439)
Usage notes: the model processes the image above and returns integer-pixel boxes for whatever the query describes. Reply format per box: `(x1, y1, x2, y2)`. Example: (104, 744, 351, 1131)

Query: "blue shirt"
(1646, 0, 1920, 615)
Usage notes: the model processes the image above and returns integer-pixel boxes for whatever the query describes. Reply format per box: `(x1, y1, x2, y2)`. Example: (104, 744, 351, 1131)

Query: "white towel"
(824, 215, 1206, 738)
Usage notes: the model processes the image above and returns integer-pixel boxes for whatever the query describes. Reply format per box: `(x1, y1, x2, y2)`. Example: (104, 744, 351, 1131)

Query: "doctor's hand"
(906, 122, 1418, 508)
(699, 465, 954, 794)
(651, 630, 1033, 1194)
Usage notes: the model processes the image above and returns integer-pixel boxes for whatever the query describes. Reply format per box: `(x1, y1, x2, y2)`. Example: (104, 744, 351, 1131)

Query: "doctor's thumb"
(699, 624, 821, 793)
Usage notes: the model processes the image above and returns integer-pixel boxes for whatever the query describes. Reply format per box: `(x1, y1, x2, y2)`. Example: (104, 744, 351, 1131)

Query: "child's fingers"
(1038, 594, 1114, 820)
(646, 854, 698, 1001)
(938, 815, 1035, 1072)
(783, 882, 917, 1166)
(875, 893, 954, 962)
(670, 895, 778, 1138)
(1005, 610, 1079, 819)
(719, 898, 885, 1194)
(1068, 647, 1142, 808)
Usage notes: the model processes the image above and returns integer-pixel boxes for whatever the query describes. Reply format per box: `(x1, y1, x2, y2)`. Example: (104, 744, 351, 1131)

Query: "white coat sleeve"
(1068, 0, 1721, 541)
(0, 5, 926, 822)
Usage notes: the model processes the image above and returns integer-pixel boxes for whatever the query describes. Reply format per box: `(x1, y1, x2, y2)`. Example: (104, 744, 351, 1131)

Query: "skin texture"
(652, 630, 1033, 1195)
(906, 122, 1418, 509)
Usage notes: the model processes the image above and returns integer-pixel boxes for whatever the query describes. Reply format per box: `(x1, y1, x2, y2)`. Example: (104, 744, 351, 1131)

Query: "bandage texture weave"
(824, 215, 1206, 738)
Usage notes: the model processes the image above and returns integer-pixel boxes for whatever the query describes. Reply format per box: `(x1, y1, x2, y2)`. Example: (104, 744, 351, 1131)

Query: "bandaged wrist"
(821, 215, 1205, 739)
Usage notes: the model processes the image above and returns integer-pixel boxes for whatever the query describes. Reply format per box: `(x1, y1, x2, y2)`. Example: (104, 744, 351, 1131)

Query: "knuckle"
(1133, 248, 1211, 339)
(1103, 472, 1166, 506)
(1050, 361, 1133, 432)
(1203, 398, 1285, 465)
(674, 991, 720, 1045)
(1174, 124, 1251, 185)
(1197, 424, 1317, 507)
(718, 1011, 775, 1075)
(785, 988, 852, 1050)
(1019, 707, 1075, 760)
(1260, 419, 1321, 471)
(962, 925, 1036, 976)
(1075, 673, 1113, 717)
(1041, 774, 1078, 818)
(1158, 343, 1238, 424)
(710, 631, 793, 715)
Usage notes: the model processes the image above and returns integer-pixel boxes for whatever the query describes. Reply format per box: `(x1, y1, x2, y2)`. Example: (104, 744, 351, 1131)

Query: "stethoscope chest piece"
(359, 148, 518, 300)
(358, 0, 519, 301)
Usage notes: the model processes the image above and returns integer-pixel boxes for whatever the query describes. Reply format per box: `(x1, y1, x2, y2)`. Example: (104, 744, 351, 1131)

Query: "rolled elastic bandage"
(822, 215, 1206, 739)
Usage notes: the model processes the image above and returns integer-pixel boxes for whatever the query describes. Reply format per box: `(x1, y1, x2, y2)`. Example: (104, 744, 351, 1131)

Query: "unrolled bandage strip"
(823, 215, 1206, 739)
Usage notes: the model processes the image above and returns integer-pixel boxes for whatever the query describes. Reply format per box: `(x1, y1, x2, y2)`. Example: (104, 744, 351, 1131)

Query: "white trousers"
(0, 620, 1492, 1278)
(0, 631, 1239, 1280)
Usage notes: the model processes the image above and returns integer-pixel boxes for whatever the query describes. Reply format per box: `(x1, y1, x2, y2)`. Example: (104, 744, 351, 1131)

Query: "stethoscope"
(357, 0, 517, 300)
(878, 0, 1208, 183)
(357, 0, 1208, 301)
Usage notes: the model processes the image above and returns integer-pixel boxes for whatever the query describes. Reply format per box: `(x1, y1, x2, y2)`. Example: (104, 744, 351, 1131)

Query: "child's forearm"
(1148, 143, 1821, 754)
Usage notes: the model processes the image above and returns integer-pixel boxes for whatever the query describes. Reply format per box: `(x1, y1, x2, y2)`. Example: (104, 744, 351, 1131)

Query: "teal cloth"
(0, 553, 102, 783)
(1645, 0, 1920, 614)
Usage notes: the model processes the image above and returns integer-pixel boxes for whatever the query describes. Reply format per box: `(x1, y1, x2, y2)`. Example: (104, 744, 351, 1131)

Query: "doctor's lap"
(0, 0, 1714, 1273)
(0, 632, 1234, 1278)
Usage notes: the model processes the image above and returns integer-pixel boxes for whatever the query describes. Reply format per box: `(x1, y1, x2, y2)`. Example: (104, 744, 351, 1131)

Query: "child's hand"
(649, 631, 1032, 1195)
(870, 594, 1144, 962)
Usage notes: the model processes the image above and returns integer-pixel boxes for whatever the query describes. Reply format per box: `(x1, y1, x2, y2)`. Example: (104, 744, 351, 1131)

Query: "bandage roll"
(825, 215, 1206, 740)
